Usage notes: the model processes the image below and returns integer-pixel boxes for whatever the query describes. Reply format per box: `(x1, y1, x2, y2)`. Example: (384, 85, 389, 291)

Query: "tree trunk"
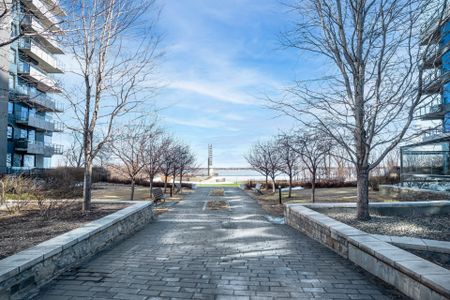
(356, 168, 370, 220)
(288, 174, 292, 198)
(271, 177, 276, 193)
(265, 174, 268, 189)
(130, 178, 135, 200)
(179, 174, 183, 194)
(311, 170, 316, 203)
(171, 174, 175, 197)
(149, 175, 154, 197)
(164, 175, 168, 193)
(83, 159, 93, 212)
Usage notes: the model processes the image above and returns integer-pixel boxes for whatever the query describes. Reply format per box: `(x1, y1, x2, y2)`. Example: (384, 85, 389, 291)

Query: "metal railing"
(15, 138, 45, 155)
(415, 95, 442, 118)
(19, 37, 64, 71)
(14, 112, 56, 132)
(14, 82, 60, 112)
(44, 143, 63, 156)
(421, 9, 450, 40)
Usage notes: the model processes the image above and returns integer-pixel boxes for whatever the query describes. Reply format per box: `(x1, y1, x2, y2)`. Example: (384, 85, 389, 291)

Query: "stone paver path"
(36, 188, 406, 299)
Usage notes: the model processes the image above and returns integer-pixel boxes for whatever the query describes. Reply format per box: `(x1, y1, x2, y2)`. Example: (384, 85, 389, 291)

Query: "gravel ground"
(324, 211, 450, 241)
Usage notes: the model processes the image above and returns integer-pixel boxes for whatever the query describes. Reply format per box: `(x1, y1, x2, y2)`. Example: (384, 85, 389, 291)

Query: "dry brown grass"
(206, 200, 228, 210)
(209, 188, 225, 196)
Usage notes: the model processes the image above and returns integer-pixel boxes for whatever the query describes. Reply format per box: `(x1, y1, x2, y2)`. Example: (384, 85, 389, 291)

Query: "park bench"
(252, 183, 263, 194)
(152, 188, 166, 205)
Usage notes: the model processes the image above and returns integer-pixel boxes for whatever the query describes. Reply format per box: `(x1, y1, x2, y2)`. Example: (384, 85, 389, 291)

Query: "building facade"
(0, 0, 64, 173)
(400, 9, 450, 185)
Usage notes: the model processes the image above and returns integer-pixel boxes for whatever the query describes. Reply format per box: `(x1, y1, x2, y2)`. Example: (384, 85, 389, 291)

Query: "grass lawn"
(92, 182, 152, 200)
(256, 187, 397, 204)
(248, 187, 399, 217)
(197, 183, 242, 187)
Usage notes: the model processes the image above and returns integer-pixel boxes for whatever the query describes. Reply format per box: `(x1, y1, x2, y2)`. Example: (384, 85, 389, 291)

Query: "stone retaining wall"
(0, 201, 153, 300)
(307, 200, 450, 217)
(379, 184, 450, 201)
(285, 204, 450, 300)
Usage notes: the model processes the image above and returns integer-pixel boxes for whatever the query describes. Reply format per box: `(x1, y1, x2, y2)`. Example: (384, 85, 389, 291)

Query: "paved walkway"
(36, 188, 406, 300)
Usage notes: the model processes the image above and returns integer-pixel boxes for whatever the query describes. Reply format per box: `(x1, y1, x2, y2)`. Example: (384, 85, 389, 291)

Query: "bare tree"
(159, 137, 176, 194)
(277, 134, 301, 197)
(290, 130, 331, 203)
(143, 131, 167, 197)
(270, 0, 447, 219)
(64, 0, 160, 211)
(245, 141, 271, 187)
(176, 144, 196, 193)
(246, 140, 282, 193)
(64, 132, 84, 168)
(108, 122, 153, 200)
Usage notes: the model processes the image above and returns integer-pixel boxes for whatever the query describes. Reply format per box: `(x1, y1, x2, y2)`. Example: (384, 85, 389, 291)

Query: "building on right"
(400, 8, 450, 187)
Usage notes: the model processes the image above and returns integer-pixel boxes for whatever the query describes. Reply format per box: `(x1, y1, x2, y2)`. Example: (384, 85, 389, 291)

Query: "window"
(6, 153, 12, 168)
(28, 129, 35, 143)
(9, 73, 15, 90)
(7, 126, 13, 139)
(13, 154, 22, 167)
(19, 128, 27, 139)
(10, 23, 18, 38)
(8, 102, 13, 115)
(9, 48, 16, 64)
(24, 155, 35, 168)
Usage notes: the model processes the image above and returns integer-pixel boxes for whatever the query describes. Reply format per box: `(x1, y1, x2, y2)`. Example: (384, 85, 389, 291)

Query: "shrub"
(0, 175, 42, 214)
(245, 179, 357, 190)
(369, 175, 400, 191)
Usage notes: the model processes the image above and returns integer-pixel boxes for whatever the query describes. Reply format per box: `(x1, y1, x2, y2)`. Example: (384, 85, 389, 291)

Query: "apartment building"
(0, 0, 65, 173)
(400, 8, 450, 185)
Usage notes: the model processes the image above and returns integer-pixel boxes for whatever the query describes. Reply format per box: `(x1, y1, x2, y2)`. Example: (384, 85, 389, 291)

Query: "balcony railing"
(15, 139, 45, 155)
(19, 37, 63, 73)
(14, 111, 56, 132)
(22, 0, 63, 31)
(421, 9, 450, 45)
(422, 70, 450, 94)
(422, 41, 450, 69)
(13, 82, 62, 112)
(17, 60, 61, 93)
(44, 143, 63, 156)
(21, 14, 63, 54)
(422, 127, 450, 143)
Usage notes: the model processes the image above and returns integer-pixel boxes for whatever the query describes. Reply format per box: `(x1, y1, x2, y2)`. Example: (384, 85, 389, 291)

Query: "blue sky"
(152, 0, 325, 168)
(53, 0, 330, 168)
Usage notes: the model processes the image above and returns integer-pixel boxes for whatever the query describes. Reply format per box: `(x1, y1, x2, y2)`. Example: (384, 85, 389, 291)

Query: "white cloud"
(170, 81, 256, 105)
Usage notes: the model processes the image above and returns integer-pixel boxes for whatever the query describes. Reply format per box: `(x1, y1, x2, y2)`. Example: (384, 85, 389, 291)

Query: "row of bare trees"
(65, 118, 197, 201)
(246, 129, 332, 202)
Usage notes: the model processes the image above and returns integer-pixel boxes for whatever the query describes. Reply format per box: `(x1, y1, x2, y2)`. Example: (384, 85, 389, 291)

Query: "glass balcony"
(44, 143, 63, 156)
(15, 138, 45, 155)
(415, 96, 450, 120)
(422, 41, 450, 69)
(22, 0, 63, 31)
(17, 60, 61, 93)
(422, 70, 450, 95)
(21, 14, 63, 54)
(19, 37, 63, 73)
(14, 111, 56, 132)
(12, 82, 62, 112)
(421, 10, 450, 45)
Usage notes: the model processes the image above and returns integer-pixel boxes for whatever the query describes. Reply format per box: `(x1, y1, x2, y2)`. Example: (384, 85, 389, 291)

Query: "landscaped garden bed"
(322, 211, 450, 241)
(0, 202, 128, 259)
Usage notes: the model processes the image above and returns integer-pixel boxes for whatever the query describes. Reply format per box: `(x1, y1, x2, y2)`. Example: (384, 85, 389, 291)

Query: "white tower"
(207, 144, 214, 176)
